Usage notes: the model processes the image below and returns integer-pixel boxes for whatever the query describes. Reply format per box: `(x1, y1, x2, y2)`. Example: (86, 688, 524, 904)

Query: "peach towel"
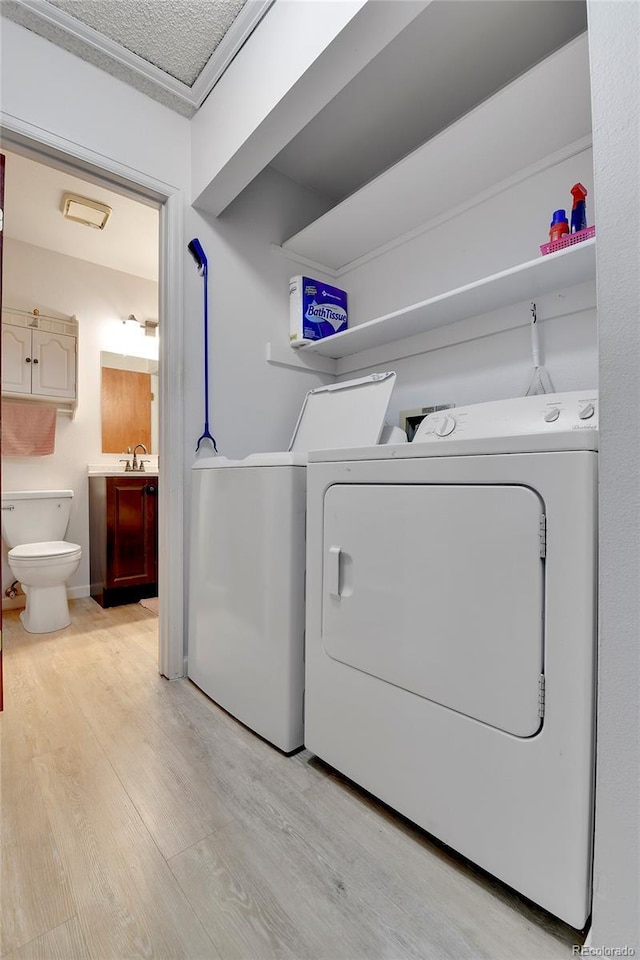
(2, 401, 56, 456)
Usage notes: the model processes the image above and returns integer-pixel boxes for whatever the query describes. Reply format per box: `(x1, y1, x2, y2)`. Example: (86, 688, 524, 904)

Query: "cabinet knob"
(33, 358, 39, 364)
(146, 485, 156, 494)
(25, 357, 31, 363)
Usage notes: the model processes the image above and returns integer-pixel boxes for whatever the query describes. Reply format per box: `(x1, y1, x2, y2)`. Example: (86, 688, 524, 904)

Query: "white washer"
(188, 373, 397, 753)
(304, 391, 598, 927)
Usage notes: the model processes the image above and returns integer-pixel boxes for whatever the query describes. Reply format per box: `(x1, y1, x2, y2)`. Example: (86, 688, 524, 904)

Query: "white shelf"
(281, 35, 591, 272)
(296, 239, 596, 362)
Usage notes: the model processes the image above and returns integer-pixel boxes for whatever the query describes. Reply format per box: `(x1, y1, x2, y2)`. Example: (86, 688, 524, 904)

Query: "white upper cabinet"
(1, 310, 78, 407)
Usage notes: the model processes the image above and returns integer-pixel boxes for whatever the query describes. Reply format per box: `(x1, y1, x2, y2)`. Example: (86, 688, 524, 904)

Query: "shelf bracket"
(265, 342, 337, 377)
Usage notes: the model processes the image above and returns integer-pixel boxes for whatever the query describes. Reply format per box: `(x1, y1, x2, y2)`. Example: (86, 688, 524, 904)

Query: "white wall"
(338, 147, 598, 412)
(2, 239, 158, 600)
(0, 19, 189, 192)
(191, 0, 427, 214)
(343, 148, 594, 320)
(587, 0, 640, 950)
(184, 166, 335, 463)
(181, 167, 335, 612)
(1, 17, 189, 676)
(191, 0, 366, 209)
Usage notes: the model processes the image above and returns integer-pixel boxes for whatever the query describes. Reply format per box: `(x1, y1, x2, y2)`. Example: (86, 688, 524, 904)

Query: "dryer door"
(322, 483, 545, 737)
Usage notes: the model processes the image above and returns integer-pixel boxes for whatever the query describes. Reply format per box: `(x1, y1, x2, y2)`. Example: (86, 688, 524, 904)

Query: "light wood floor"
(1, 598, 583, 960)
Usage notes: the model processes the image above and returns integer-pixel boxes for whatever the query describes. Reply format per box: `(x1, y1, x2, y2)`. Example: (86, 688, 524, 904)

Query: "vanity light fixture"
(62, 193, 112, 230)
(122, 314, 158, 337)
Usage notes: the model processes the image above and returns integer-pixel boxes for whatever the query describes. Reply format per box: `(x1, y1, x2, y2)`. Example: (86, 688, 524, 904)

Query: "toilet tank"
(1, 490, 73, 547)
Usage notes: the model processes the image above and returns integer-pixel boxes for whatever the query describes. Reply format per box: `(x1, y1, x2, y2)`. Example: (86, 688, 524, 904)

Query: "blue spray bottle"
(570, 183, 587, 233)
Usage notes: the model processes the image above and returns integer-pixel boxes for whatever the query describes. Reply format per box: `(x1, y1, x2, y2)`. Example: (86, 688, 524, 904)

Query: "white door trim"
(1, 114, 185, 679)
(157, 190, 185, 679)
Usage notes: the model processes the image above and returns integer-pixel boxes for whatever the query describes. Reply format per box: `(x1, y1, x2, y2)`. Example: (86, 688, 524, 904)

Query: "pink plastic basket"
(540, 224, 595, 256)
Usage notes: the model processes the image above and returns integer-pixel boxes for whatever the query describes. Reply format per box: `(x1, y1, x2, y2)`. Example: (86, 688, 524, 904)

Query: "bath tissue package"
(289, 276, 348, 347)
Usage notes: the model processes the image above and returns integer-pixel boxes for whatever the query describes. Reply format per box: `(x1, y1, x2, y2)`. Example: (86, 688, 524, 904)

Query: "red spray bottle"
(570, 183, 588, 233)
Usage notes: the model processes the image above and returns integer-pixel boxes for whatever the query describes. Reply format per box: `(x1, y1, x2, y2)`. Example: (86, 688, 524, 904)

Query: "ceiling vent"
(62, 193, 112, 229)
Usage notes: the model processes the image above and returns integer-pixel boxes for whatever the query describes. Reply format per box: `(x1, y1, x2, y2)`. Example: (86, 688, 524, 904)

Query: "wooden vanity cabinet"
(89, 475, 158, 607)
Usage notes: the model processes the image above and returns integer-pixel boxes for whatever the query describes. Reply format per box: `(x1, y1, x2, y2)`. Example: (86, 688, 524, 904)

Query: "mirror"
(101, 352, 159, 454)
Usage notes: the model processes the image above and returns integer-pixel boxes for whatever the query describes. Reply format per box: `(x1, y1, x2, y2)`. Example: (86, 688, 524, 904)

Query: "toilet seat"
(9, 541, 82, 562)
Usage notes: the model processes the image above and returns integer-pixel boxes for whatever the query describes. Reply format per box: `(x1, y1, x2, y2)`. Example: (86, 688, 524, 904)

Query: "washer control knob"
(578, 403, 595, 420)
(435, 415, 457, 437)
(544, 407, 561, 423)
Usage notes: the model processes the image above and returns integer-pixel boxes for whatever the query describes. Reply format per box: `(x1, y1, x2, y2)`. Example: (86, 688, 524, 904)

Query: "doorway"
(0, 128, 184, 679)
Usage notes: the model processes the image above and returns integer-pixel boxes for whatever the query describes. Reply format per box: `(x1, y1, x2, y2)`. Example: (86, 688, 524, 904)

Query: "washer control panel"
(413, 391, 598, 443)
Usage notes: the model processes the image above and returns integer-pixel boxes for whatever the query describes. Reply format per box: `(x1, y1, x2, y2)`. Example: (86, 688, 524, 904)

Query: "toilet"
(1, 490, 82, 633)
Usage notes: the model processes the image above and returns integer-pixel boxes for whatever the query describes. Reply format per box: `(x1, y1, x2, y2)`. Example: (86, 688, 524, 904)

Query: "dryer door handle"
(327, 545, 342, 598)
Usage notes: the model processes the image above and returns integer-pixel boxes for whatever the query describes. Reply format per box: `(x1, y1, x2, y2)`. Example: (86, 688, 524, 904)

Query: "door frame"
(0, 117, 185, 679)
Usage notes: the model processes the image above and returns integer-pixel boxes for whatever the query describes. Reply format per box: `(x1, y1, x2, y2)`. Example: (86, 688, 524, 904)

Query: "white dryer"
(188, 372, 397, 753)
(304, 391, 598, 927)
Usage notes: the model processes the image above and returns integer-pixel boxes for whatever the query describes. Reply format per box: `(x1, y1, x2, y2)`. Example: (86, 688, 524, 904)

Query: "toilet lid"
(8, 541, 82, 561)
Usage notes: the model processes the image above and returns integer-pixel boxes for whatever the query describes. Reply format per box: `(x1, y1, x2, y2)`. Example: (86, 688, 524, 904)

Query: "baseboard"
(68, 585, 91, 600)
(2, 584, 90, 612)
(2, 595, 25, 611)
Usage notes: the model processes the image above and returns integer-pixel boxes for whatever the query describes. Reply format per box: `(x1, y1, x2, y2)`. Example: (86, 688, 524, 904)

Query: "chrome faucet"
(132, 443, 149, 472)
(119, 446, 133, 471)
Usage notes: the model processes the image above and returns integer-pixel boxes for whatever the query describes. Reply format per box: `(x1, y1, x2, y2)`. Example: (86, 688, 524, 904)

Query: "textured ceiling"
(1, 0, 266, 116)
(46, 0, 247, 85)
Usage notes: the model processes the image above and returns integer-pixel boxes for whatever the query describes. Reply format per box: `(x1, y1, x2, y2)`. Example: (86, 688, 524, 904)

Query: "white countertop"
(87, 464, 159, 477)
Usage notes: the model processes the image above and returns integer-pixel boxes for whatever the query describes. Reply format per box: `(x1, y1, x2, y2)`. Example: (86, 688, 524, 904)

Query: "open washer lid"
(289, 372, 396, 453)
(192, 372, 397, 471)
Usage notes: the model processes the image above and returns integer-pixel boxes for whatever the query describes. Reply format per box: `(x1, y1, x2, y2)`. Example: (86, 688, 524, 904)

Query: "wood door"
(31, 329, 76, 398)
(102, 367, 152, 453)
(106, 478, 157, 589)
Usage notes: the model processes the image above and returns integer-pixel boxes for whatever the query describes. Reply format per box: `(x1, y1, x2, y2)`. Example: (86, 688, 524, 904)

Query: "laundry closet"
(185, 1, 598, 931)
(187, 3, 596, 460)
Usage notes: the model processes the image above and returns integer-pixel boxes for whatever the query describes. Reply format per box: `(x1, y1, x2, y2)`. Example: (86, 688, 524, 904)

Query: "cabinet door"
(106, 478, 157, 589)
(31, 330, 76, 398)
(1, 324, 32, 393)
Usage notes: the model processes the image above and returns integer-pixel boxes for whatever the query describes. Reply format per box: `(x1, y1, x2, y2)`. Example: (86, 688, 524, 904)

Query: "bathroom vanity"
(89, 473, 158, 607)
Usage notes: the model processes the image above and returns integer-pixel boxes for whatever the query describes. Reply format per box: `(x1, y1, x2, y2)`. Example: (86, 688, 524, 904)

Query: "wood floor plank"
(169, 821, 320, 960)
(1, 917, 89, 960)
(0, 755, 76, 957)
(1, 604, 584, 960)
(1, 620, 91, 956)
(74, 626, 324, 798)
(2, 637, 96, 763)
(32, 742, 220, 960)
(155, 700, 457, 959)
(221, 776, 470, 960)
(304, 771, 576, 960)
(60, 652, 237, 860)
